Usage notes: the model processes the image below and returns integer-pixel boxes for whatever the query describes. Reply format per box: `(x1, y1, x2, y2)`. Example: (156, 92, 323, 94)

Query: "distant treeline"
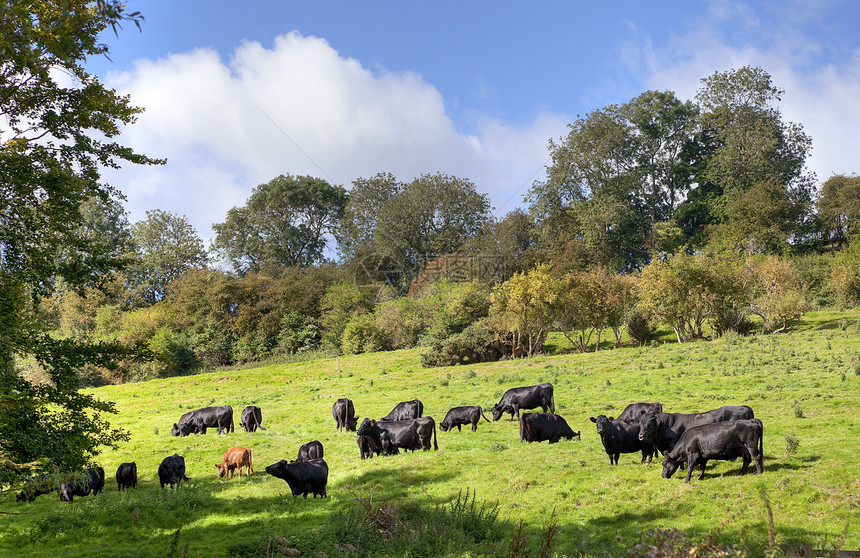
(25, 65, 860, 385)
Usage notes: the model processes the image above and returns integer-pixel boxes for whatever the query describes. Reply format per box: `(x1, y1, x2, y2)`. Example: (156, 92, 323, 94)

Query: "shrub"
(421, 319, 502, 367)
(277, 311, 320, 355)
(341, 314, 392, 354)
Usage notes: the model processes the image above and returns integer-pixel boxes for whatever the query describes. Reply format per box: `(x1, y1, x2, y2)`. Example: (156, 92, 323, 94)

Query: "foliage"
(420, 319, 502, 367)
(0, 0, 159, 488)
(637, 254, 711, 342)
(555, 268, 618, 352)
(127, 209, 207, 305)
(490, 264, 561, 357)
(341, 314, 392, 354)
(828, 244, 860, 308)
(748, 256, 808, 333)
(212, 174, 347, 274)
(817, 174, 860, 245)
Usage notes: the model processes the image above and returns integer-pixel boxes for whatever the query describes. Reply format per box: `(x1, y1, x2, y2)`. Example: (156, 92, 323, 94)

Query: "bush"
(421, 320, 502, 367)
(277, 311, 320, 355)
(627, 308, 654, 345)
(341, 314, 392, 354)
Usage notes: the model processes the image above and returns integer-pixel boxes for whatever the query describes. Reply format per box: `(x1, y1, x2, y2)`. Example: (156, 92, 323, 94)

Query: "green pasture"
(3, 310, 860, 557)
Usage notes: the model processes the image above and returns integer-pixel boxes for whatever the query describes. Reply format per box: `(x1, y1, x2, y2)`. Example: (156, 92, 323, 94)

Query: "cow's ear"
(609, 416, 615, 421)
(589, 417, 597, 423)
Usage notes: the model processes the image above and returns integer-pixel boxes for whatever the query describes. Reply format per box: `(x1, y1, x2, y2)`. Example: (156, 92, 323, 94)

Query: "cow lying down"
(520, 413, 580, 444)
(662, 419, 764, 483)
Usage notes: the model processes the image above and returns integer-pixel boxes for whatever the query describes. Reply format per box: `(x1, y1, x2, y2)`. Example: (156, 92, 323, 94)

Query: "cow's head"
(347, 415, 359, 431)
(661, 455, 681, 479)
(638, 413, 658, 442)
(491, 405, 507, 421)
(215, 463, 229, 479)
(590, 415, 611, 435)
(170, 423, 181, 436)
(265, 460, 290, 481)
(356, 418, 375, 437)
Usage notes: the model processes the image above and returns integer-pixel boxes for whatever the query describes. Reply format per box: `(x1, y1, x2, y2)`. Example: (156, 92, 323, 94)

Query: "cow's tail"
(550, 390, 556, 414)
(433, 421, 438, 451)
(756, 418, 763, 457)
(258, 424, 267, 431)
(479, 407, 491, 422)
(229, 405, 235, 433)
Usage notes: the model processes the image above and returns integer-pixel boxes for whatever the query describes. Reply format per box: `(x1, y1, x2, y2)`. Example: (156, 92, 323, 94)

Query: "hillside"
(3, 310, 859, 557)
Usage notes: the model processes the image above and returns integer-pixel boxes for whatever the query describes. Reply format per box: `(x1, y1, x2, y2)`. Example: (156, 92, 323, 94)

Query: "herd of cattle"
(15, 382, 764, 503)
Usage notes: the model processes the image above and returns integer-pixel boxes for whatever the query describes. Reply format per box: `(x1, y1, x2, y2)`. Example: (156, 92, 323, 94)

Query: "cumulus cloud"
(102, 32, 567, 241)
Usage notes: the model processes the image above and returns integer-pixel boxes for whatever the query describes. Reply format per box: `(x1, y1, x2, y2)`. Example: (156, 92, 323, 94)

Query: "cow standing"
(491, 383, 555, 421)
(158, 454, 189, 489)
(637, 411, 717, 455)
(440, 405, 491, 432)
(266, 458, 328, 499)
(520, 413, 580, 444)
(590, 415, 656, 465)
(332, 398, 358, 432)
(357, 417, 437, 453)
(240, 405, 266, 432)
(703, 405, 755, 422)
(59, 466, 105, 503)
(662, 419, 764, 483)
(171, 405, 234, 436)
(380, 399, 424, 421)
(115, 462, 138, 491)
(357, 434, 381, 459)
(296, 440, 324, 462)
(216, 447, 253, 479)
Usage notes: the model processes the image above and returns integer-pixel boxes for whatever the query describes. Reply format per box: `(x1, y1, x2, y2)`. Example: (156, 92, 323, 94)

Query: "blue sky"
(89, 1, 860, 242)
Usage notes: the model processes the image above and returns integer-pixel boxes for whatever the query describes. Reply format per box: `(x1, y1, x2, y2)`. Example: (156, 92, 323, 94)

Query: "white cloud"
(102, 32, 567, 242)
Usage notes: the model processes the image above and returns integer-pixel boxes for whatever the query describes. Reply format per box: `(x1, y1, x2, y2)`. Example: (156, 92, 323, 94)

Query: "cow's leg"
(471, 420, 478, 432)
(698, 460, 707, 480)
(457, 424, 462, 432)
(684, 457, 695, 483)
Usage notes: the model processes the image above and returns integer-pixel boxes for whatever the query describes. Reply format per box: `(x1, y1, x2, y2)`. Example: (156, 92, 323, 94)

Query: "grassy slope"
(2, 310, 860, 557)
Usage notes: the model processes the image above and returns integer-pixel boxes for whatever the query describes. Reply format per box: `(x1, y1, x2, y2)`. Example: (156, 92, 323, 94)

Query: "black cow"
(296, 440, 324, 462)
(617, 402, 663, 423)
(357, 434, 382, 459)
(171, 405, 234, 436)
(520, 413, 580, 444)
(703, 405, 755, 422)
(662, 419, 764, 483)
(356, 417, 438, 453)
(637, 411, 717, 455)
(59, 466, 105, 502)
(17, 476, 55, 502)
(115, 462, 138, 491)
(158, 453, 189, 489)
(380, 399, 424, 421)
(332, 398, 358, 432)
(590, 415, 656, 465)
(491, 383, 555, 421)
(240, 405, 266, 432)
(266, 458, 328, 499)
(440, 405, 491, 432)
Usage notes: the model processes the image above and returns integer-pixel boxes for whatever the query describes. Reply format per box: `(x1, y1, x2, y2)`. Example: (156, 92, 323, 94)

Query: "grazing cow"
(440, 405, 491, 432)
(590, 415, 656, 465)
(296, 440, 324, 462)
(662, 419, 764, 483)
(380, 399, 424, 421)
(491, 383, 555, 421)
(617, 402, 663, 423)
(357, 434, 381, 459)
(520, 413, 580, 444)
(357, 417, 438, 453)
(216, 447, 253, 479)
(171, 405, 234, 436)
(703, 405, 755, 422)
(59, 466, 105, 503)
(240, 405, 266, 432)
(17, 476, 55, 502)
(266, 458, 328, 499)
(115, 462, 138, 491)
(637, 412, 717, 455)
(332, 398, 358, 432)
(158, 453, 189, 489)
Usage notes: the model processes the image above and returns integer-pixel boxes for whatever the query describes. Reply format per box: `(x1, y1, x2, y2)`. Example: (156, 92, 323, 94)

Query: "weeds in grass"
(784, 427, 801, 459)
(793, 400, 805, 418)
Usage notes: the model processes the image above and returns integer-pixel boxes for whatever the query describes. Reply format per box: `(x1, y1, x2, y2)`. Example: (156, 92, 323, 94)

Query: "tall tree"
(691, 66, 814, 248)
(0, 0, 161, 490)
(128, 209, 208, 305)
(212, 174, 347, 274)
(817, 174, 860, 246)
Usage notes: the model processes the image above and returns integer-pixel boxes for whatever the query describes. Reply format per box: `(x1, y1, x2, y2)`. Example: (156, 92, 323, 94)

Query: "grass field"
(3, 310, 860, 557)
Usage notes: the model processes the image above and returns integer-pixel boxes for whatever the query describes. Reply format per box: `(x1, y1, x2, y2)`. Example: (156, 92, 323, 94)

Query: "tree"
(817, 174, 860, 245)
(490, 264, 561, 357)
(212, 174, 347, 274)
(691, 66, 814, 248)
(0, 0, 161, 491)
(637, 253, 712, 343)
(555, 268, 618, 352)
(127, 209, 207, 305)
(748, 256, 808, 333)
(339, 172, 492, 289)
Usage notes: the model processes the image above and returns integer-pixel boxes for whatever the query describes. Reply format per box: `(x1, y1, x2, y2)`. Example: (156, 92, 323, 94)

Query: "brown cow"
(215, 446, 253, 480)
